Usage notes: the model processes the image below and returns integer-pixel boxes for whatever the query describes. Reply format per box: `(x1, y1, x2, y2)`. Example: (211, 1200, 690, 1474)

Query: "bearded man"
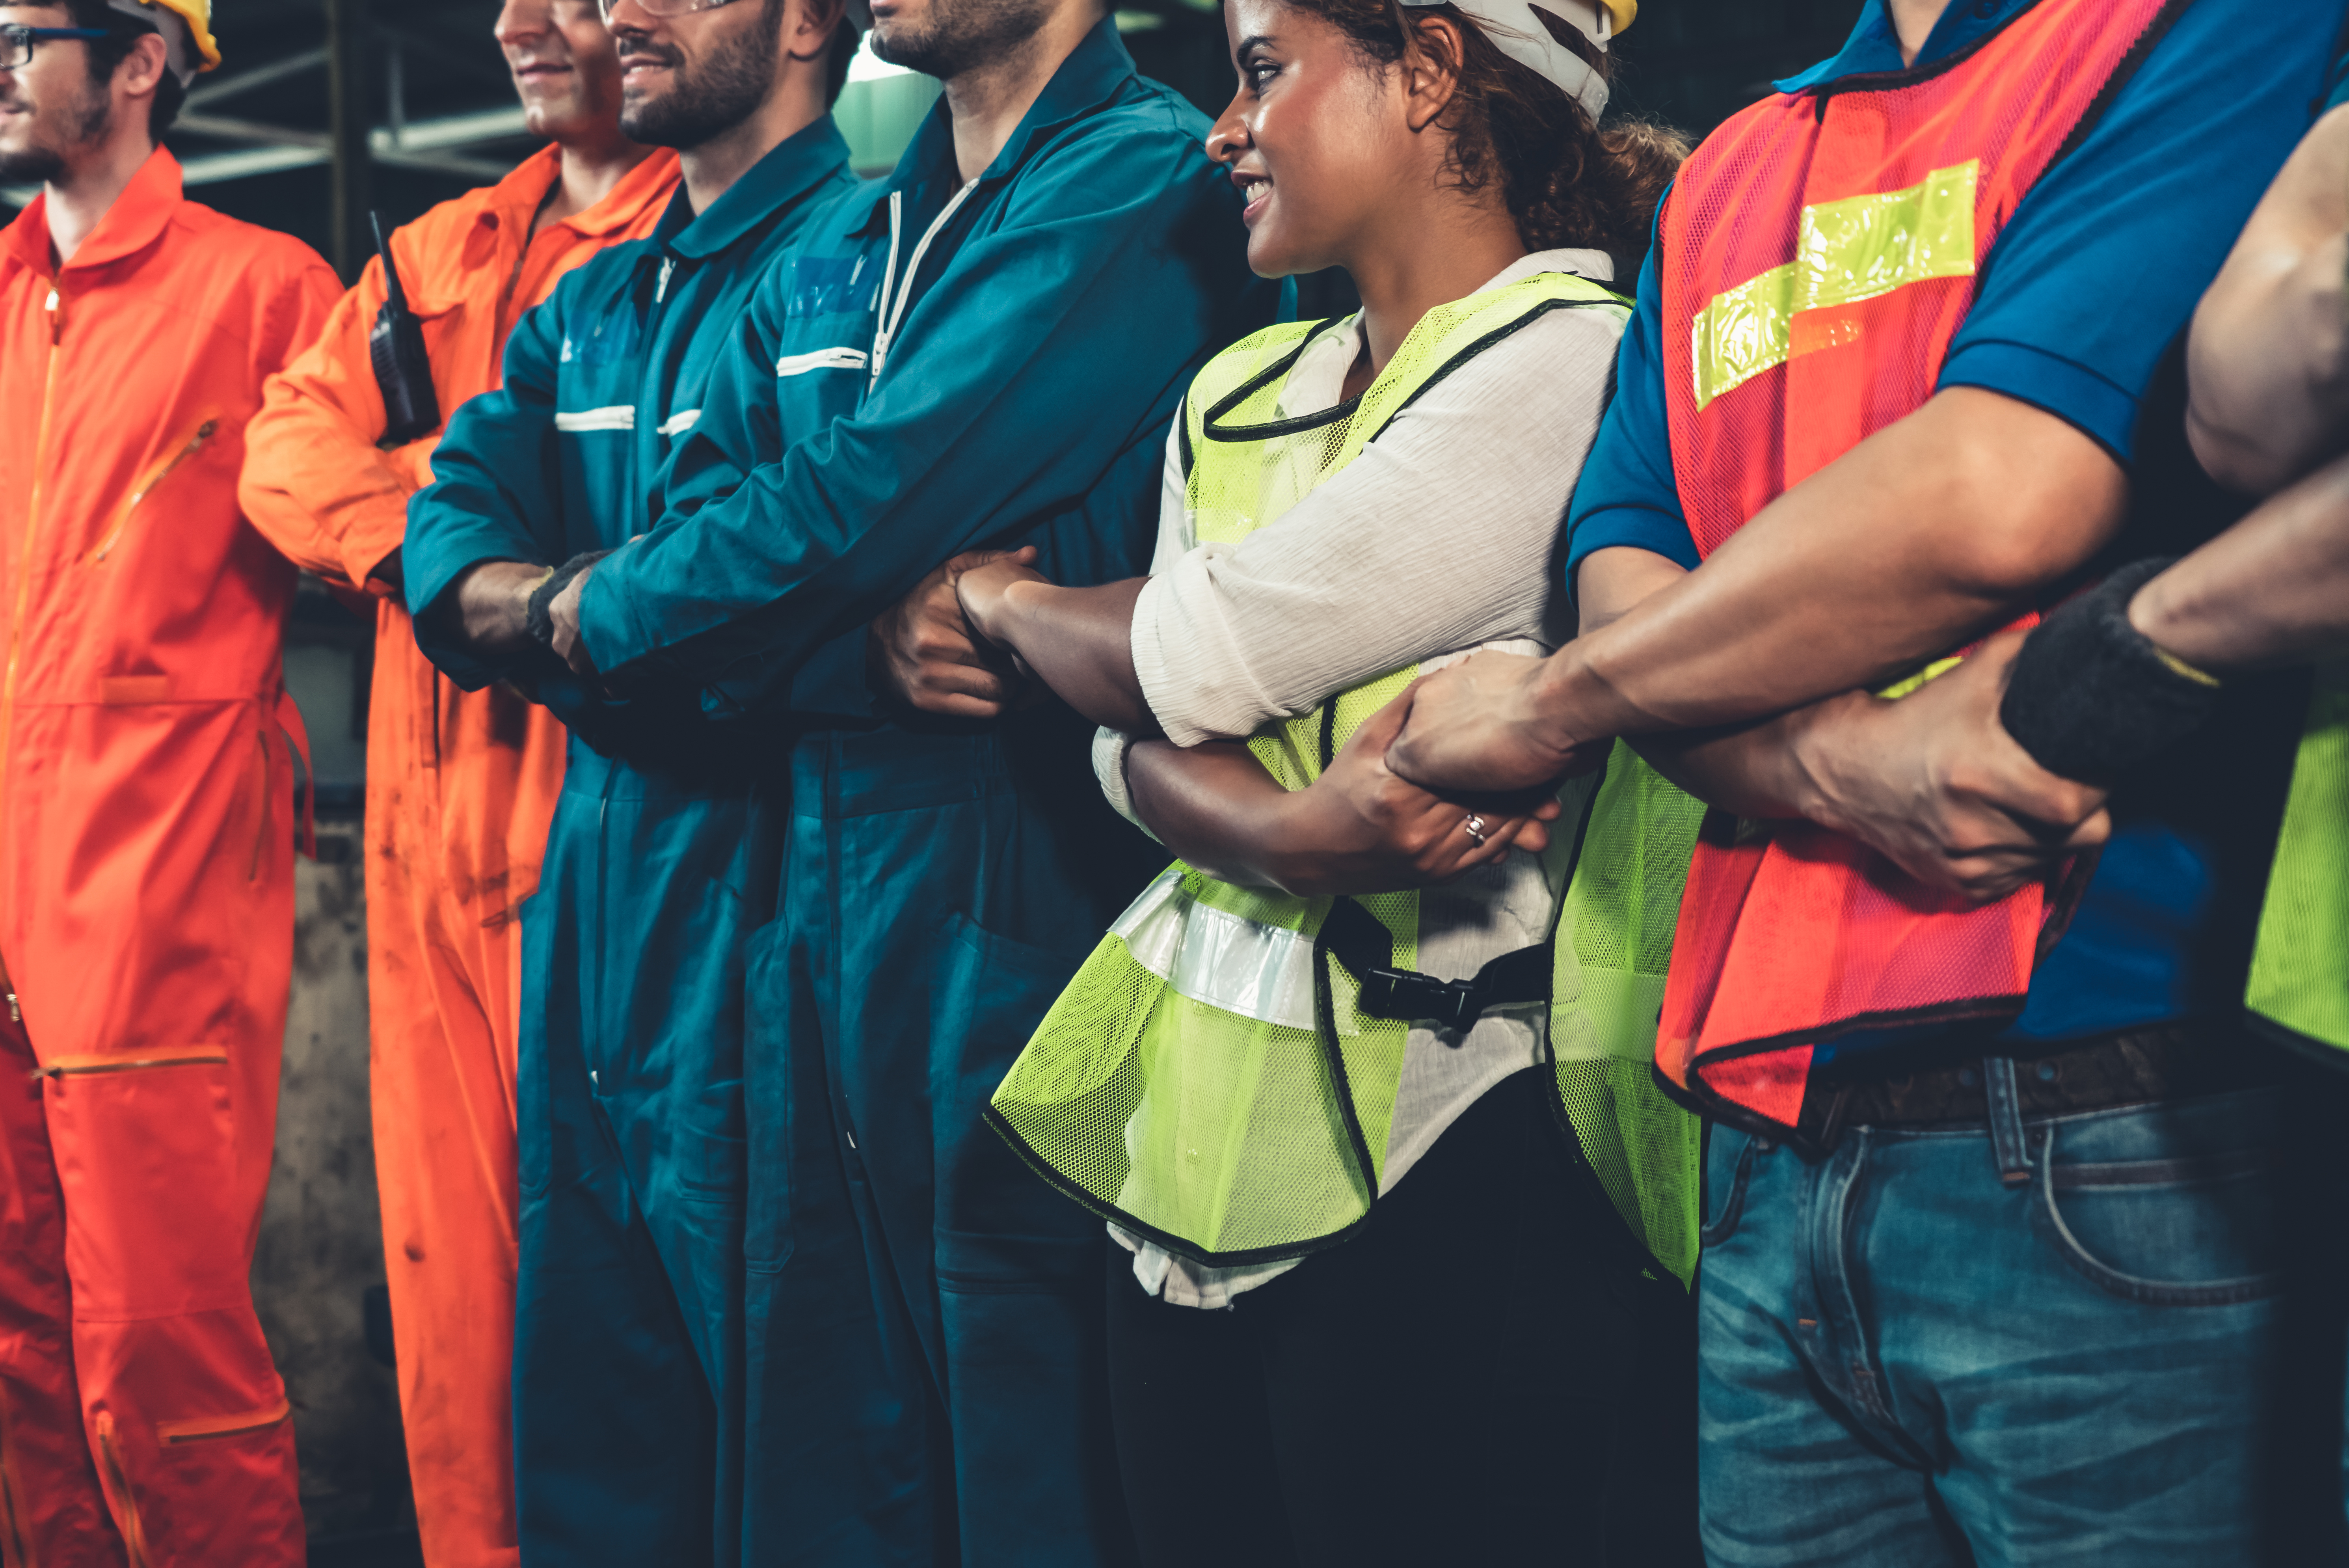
(0, 0, 338, 1562)
(394, 0, 867, 1557)
(509, 0, 1278, 1551)
(237, 1, 677, 1561)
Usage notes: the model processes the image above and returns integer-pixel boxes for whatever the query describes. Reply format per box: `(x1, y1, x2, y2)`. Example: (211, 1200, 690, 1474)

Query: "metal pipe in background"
(323, 0, 372, 283)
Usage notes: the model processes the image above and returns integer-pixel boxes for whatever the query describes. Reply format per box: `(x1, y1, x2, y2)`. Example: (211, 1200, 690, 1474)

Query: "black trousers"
(1105, 1067, 1701, 1568)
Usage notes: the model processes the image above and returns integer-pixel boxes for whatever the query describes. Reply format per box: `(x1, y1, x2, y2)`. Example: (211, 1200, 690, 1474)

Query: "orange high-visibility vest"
(1652, 0, 2177, 1136)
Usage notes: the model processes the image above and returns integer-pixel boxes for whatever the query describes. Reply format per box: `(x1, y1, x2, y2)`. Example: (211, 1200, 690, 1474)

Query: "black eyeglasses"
(0, 25, 110, 69)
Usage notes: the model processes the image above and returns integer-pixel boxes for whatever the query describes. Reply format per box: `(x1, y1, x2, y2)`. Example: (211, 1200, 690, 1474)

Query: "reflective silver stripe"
(553, 406, 635, 432)
(1111, 868, 1319, 1031)
(657, 408, 700, 437)
(775, 347, 869, 377)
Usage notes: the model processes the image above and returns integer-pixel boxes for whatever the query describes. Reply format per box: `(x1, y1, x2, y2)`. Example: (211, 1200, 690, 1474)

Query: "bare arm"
(1125, 695, 1557, 898)
(958, 561, 1156, 732)
(2185, 106, 2349, 495)
(1564, 543, 2111, 903)
(2127, 450, 2349, 669)
(1386, 386, 2129, 791)
(446, 561, 551, 656)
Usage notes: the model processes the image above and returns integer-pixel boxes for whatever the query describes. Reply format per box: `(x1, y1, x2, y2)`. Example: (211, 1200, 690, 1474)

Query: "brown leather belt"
(1797, 1021, 2271, 1147)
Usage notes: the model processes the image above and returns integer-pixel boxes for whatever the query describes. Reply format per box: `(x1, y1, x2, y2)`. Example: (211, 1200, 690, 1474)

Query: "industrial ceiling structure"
(5, 0, 1864, 277)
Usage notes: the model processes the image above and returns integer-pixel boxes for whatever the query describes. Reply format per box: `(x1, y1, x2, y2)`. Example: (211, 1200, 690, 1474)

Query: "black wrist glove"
(525, 548, 613, 649)
(1998, 556, 2221, 787)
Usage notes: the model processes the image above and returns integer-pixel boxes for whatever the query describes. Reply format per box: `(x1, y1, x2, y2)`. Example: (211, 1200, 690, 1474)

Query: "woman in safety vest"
(898, 0, 1700, 1557)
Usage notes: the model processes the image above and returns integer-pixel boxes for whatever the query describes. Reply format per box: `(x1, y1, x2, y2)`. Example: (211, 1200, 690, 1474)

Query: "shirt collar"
(1774, 0, 2035, 93)
(480, 142, 566, 229)
(853, 16, 1136, 232)
(2, 144, 183, 278)
(663, 114, 851, 259)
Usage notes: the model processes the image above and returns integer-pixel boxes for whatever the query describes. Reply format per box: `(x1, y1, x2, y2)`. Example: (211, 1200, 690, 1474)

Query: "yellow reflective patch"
(1689, 263, 1795, 414)
(1691, 160, 1980, 410)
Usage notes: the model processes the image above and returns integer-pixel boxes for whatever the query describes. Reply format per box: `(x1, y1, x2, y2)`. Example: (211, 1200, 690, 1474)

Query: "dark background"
(6, 0, 1869, 269)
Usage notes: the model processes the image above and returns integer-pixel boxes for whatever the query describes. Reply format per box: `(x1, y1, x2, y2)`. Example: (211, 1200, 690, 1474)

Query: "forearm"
(240, 404, 415, 591)
(2128, 449, 2349, 669)
(1126, 740, 1302, 891)
(988, 577, 1154, 732)
(1536, 388, 2126, 749)
(240, 280, 419, 589)
(444, 560, 551, 656)
(2186, 240, 2349, 492)
(2184, 107, 2349, 493)
(1629, 708, 1831, 823)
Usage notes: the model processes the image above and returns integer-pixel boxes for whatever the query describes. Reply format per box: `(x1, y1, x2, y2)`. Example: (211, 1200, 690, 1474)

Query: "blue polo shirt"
(1567, 0, 2349, 1053)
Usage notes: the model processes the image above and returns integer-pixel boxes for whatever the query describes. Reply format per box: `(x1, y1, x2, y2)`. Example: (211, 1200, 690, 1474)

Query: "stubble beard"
(869, 0, 1050, 82)
(618, 0, 782, 151)
(0, 78, 110, 186)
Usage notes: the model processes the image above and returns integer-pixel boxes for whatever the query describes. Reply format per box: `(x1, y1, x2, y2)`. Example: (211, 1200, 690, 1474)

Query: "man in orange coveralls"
(238, 1, 676, 1560)
(0, 0, 340, 1559)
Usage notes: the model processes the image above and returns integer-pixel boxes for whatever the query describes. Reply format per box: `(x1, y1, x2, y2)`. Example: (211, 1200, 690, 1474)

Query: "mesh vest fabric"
(988, 274, 1704, 1280)
(2246, 662, 2349, 1054)
(1649, 0, 2180, 1141)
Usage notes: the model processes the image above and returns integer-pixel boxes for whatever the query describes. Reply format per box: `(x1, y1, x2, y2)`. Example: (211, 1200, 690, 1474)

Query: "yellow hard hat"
(1599, 0, 1636, 33)
(107, 0, 220, 78)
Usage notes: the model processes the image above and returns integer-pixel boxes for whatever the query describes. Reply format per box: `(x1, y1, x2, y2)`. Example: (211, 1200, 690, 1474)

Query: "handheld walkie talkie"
(369, 210, 441, 446)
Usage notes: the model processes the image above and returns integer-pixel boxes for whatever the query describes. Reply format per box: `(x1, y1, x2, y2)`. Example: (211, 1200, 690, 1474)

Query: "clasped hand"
(1255, 691, 1565, 895)
(448, 558, 600, 677)
(867, 546, 1043, 718)
(1379, 637, 2110, 905)
(1789, 630, 2112, 903)
(1384, 648, 1611, 794)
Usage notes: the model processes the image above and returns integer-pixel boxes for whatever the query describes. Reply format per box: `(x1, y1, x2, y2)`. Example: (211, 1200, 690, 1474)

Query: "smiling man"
(0, 0, 339, 1562)
(237, 6, 674, 1564)
(396, 0, 863, 1557)
(491, 0, 1281, 1550)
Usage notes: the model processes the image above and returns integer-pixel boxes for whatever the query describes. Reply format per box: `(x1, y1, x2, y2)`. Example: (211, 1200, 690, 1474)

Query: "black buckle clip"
(1356, 968, 1484, 1035)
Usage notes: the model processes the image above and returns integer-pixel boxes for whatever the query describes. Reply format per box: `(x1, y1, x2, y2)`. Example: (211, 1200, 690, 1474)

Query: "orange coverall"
(238, 142, 678, 1568)
(0, 148, 339, 1566)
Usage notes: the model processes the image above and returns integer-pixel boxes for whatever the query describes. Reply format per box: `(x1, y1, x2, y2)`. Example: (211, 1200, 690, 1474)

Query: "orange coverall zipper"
(1, 287, 64, 795)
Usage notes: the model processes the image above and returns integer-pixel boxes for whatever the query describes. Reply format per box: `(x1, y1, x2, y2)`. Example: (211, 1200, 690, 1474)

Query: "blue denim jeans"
(1697, 1082, 2285, 1567)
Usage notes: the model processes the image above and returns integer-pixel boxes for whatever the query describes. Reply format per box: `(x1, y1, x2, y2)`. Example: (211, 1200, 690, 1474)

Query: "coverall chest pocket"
(82, 418, 221, 566)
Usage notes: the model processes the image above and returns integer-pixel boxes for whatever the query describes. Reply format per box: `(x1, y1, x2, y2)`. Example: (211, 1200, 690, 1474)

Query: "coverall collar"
(659, 113, 852, 259)
(1774, 0, 2039, 92)
(852, 15, 1137, 234)
(539, 143, 687, 241)
(0, 143, 181, 279)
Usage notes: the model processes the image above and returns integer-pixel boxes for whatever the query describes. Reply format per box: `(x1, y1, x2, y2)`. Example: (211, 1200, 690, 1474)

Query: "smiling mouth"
(1237, 175, 1270, 215)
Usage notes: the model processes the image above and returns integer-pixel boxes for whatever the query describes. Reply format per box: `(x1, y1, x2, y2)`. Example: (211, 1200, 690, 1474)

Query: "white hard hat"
(1397, 0, 1631, 121)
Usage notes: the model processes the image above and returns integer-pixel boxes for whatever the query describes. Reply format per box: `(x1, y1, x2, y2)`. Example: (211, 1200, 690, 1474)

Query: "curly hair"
(1281, 0, 1686, 275)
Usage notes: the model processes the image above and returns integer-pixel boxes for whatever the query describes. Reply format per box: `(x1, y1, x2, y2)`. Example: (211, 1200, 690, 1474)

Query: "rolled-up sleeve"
(1134, 303, 1621, 747)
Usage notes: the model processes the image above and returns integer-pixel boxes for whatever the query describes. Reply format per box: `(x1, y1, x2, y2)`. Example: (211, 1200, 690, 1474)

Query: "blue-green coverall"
(400, 120, 894, 1565)
(573, 22, 1281, 1563)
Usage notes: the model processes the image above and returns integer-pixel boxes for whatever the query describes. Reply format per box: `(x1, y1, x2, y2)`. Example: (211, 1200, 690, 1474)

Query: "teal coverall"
(575, 22, 1282, 1562)
(401, 121, 901, 1564)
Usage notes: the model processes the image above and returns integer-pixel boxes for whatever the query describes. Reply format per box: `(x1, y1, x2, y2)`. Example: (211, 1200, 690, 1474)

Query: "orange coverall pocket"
(82, 417, 220, 566)
(37, 1052, 246, 1320)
